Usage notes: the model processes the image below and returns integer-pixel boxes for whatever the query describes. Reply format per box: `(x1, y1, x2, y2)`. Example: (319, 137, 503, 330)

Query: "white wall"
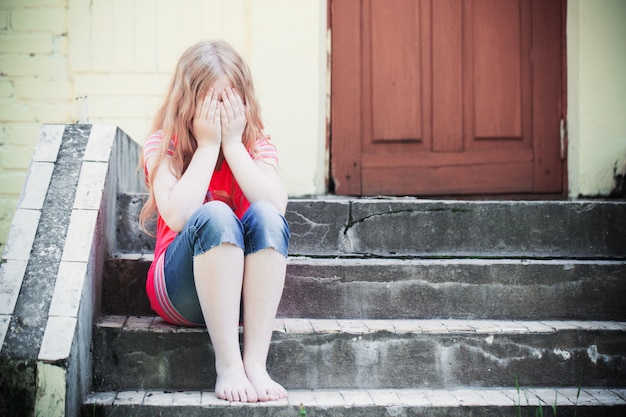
(567, 0, 626, 197)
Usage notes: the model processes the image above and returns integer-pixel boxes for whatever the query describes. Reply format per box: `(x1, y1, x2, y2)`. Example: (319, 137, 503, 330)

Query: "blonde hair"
(140, 40, 264, 232)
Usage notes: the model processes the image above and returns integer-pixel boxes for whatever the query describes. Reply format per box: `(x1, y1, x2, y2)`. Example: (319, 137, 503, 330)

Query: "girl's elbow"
(159, 210, 187, 233)
(276, 199, 288, 216)
(256, 194, 287, 215)
(164, 219, 184, 233)
(274, 190, 288, 215)
(168, 223, 184, 233)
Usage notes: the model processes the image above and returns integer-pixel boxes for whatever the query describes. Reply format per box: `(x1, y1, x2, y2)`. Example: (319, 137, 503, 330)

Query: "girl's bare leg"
(194, 244, 258, 403)
(242, 249, 288, 401)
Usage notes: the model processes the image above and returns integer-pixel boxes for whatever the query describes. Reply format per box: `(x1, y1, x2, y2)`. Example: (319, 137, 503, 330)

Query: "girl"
(140, 40, 290, 403)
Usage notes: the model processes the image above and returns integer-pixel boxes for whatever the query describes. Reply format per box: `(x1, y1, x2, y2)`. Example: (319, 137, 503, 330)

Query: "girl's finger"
(233, 89, 245, 113)
(219, 102, 228, 123)
(221, 90, 235, 117)
(208, 90, 219, 120)
(196, 95, 207, 120)
(213, 97, 221, 124)
(201, 89, 215, 120)
(226, 88, 243, 116)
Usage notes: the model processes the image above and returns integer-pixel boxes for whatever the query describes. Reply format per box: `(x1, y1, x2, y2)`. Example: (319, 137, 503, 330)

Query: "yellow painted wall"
(1, 0, 73, 246)
(0, 0, 328, 248)
(567, 0, 626, 197)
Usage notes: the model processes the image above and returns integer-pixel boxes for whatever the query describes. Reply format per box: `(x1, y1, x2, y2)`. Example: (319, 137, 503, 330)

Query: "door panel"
(473, 0, 523, 140)
(330, 0, 564, 196)
(432, 0, 463, 152)
(371, 0, 422, 143)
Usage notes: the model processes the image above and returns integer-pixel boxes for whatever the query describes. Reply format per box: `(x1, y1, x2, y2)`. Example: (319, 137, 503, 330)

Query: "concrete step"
(103, 254, 626, 320)
(115, 194, 626, 258)
(83, 387, 626, 417)
(92, 316, 626, 393)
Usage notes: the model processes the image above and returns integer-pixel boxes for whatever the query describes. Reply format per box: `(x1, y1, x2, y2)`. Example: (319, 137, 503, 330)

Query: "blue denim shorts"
(162, 200, 290, 325)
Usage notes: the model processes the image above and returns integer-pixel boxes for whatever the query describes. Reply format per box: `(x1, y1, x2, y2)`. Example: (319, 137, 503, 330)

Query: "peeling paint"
(386, 405, 405, 416)
(588, 345, 599, 363)
(35, 363, 65, 417)
(437, 345, 456, 386)
(587, 344, 614, 365)
(553, 348, 571, 361)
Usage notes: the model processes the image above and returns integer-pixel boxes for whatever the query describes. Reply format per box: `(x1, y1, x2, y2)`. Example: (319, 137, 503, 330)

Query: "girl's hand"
(192, 88, 221, 147)
(220, 88, 247, 146)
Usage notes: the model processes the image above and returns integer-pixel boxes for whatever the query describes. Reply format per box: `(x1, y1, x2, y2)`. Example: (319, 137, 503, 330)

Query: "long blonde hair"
(140, 40, 264, 232)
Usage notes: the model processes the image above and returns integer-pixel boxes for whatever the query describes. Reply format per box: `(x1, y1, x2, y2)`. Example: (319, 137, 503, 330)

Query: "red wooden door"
(330, 0, 564, 196)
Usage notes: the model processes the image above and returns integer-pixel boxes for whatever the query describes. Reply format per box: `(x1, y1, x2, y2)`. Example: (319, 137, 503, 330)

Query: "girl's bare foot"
(215, 366, 258, 403)
(245, 363, 288, 402)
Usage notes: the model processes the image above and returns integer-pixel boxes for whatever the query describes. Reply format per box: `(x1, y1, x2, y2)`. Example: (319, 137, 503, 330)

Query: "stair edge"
(84, 387, 626, 408)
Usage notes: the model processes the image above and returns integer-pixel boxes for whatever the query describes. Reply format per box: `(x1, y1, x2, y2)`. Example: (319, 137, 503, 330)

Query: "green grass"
(515, 372, 582, 417)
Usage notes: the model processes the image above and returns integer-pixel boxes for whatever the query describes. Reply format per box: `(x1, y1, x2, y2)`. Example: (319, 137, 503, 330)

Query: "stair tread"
(85, 387, 626, 408)
(99, 315, 626, 335)
(113, 252, 626, 263)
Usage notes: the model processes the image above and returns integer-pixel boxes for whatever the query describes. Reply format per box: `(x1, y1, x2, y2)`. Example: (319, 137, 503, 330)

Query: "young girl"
(140, 40, 290, 403)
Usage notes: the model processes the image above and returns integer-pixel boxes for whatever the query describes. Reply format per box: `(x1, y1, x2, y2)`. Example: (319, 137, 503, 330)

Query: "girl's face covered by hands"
(193, 76, 247, 147)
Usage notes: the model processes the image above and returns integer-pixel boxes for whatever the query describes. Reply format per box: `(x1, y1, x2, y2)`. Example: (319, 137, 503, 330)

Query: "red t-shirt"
(143, 130, 278, 325)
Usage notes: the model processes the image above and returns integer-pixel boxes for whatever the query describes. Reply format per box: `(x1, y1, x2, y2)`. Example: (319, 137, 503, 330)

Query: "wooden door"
(330, 0, 564, 196)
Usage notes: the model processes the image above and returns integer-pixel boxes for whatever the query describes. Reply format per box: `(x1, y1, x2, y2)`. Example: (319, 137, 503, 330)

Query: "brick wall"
(0, 0, 329, 250)
(0, 0, 73, 250)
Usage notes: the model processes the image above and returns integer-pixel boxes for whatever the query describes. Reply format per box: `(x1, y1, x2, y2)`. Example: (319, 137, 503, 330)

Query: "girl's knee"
(243, 201, 290, 256)
(188, 201, 244, 251)
(246, 201, 289, 232)
(191, 201, 238, 227)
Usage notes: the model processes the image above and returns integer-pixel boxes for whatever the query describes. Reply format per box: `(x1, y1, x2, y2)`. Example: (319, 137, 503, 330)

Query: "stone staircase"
(3, 125, 625, 416)
(84, 196, 626, 416)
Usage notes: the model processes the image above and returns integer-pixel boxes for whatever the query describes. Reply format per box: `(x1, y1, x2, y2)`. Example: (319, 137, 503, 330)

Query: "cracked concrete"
(116, 196, 626, 259)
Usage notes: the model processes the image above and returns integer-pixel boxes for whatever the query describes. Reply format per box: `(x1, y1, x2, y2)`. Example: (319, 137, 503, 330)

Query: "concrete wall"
(1, 0, 625, 248)
(567, 0, 626, 197)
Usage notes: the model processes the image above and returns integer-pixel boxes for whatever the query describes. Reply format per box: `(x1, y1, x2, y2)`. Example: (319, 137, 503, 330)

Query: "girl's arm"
(223, 142, 288, 214)
(146, 90, 222, 232)
(219, 87, 288, 214)
(148, 145, 220, 232)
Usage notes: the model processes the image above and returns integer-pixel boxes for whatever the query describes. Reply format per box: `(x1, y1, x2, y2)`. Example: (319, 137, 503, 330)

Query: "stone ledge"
(18, 161, 55, 210)
(31, 124, 64, 163)
(2, 208, 41, 261)
(0, 315, 10, 350)
(0, 260, 27, 316)
(85, 387, 626, 409)
(98, 315, 626, 336)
